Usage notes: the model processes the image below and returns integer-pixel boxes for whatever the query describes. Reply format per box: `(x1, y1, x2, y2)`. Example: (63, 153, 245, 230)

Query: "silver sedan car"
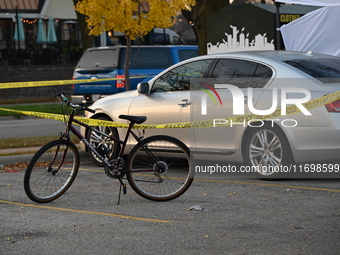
(83, 51, 340, 177)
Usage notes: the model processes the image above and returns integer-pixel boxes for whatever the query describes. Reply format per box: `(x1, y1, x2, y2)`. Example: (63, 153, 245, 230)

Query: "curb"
(0, 146, 41, 155)
(0, 146, 90, 166)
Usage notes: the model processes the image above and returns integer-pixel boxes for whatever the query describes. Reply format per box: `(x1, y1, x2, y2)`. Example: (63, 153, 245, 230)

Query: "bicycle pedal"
(123, 184, 127, 194)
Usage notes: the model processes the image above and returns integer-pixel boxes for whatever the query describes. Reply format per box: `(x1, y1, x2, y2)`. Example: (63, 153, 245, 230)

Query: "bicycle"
(24, 91, 193, 204)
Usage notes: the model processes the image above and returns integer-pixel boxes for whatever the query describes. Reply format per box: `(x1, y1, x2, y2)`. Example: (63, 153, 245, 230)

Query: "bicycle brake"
(59, 132, 69, 139)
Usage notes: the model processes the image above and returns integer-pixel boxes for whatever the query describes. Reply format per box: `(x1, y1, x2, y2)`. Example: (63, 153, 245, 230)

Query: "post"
(275, 2, 282, 50)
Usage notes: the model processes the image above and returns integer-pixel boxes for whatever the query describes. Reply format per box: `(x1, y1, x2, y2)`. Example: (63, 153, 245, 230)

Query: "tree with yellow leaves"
(75, 0, 196, 90)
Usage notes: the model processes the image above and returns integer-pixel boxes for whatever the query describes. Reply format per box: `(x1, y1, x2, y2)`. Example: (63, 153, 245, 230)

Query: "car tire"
(244, 124, 294, 179)
(86, 116, 120, 166)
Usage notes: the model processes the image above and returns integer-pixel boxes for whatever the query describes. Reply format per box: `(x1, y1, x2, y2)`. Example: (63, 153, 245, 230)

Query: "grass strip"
(0, 135, 80, 150)
(0, 104, 65, 117)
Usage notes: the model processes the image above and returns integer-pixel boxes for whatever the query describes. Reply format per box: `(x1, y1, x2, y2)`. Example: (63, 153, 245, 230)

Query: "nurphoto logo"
(201, 84, 311, 117)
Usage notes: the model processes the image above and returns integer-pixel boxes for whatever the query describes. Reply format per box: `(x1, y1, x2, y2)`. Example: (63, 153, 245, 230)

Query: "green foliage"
(0, 135, 80, 150)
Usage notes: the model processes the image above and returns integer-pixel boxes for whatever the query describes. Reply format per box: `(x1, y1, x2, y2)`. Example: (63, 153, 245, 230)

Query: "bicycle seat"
(119, 115, 147, 124)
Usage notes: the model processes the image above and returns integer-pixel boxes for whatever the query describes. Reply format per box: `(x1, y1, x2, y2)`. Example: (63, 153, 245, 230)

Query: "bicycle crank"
(105, 159, 126, 179)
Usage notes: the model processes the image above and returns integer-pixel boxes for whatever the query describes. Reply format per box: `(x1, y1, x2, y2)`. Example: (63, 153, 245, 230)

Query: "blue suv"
(72, 45, 198, 104)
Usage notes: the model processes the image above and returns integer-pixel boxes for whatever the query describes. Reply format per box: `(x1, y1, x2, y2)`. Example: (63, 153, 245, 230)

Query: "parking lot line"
(0, 199, 171, 223)
(194, 178, 340, 193)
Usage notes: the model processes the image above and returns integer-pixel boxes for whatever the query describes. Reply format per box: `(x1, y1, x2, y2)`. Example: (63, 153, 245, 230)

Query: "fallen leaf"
(291, 226, 303, 230)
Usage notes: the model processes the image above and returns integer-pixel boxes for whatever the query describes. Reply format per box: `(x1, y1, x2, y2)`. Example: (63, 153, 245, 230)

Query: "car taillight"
(326, 99, 340, 112)
(116, 75, 125, 88)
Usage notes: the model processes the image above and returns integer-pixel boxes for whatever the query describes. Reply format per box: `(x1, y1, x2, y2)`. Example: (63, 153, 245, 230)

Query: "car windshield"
(284, 58, 340, 83)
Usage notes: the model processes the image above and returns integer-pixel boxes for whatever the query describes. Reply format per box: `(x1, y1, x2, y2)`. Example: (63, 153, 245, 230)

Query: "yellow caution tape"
(0, 90, 340, 128)
(0, 76, 149, 89)
(0, 107, 129, 128)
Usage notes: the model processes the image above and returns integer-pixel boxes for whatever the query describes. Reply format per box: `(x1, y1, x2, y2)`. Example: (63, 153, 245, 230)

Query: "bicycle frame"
(24, 92, 192, 204)
(65, 108, 160, 173)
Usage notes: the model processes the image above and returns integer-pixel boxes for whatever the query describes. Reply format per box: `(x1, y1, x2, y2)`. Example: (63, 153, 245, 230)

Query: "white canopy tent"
(276, 0, 340, 57)
(276, 0, 340, 6)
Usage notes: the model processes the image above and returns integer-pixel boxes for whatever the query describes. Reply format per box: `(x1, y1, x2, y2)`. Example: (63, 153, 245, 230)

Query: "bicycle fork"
(48, 141, 69, 175)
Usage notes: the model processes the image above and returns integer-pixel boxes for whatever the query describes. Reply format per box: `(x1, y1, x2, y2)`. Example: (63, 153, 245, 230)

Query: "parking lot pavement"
(1, 158, 340, 255)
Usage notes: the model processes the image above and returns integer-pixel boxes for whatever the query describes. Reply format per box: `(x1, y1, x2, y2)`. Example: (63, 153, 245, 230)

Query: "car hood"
(92, 90, 139, 107)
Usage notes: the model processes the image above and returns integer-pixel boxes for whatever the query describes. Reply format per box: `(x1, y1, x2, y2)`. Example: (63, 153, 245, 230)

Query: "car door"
(128, 59, 213, 147)
(191, 58, 274, 156)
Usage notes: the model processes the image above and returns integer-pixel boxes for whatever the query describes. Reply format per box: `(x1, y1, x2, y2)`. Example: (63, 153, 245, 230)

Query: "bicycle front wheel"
(24, 139, 80, 203)
(127, 135, 193, 201)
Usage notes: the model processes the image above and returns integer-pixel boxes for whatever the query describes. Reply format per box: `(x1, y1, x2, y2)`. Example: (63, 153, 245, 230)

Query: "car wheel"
(86, 116, 120, 166)
(244, 125, 293, 178)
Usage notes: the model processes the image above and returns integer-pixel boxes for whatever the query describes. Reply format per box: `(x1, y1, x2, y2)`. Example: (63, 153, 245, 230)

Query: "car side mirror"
(137, 82, 150, 94)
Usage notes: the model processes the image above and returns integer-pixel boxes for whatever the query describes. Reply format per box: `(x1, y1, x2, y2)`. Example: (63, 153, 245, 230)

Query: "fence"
(0, 64, 75, 100)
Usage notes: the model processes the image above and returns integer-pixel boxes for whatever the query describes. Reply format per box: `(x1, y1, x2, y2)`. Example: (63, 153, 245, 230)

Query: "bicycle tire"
(126, 135, 193, 201)
(24, 139, 80, 203)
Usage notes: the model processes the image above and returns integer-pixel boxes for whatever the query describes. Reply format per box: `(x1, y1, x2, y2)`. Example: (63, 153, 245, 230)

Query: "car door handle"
(178, 99, 192, 107)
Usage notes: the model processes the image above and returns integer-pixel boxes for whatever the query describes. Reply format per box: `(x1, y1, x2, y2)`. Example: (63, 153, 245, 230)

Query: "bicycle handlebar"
(55, 90, 96, 114)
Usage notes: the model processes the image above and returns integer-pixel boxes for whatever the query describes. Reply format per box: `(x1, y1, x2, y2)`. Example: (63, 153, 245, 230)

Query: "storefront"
(0, 0, 79, 65)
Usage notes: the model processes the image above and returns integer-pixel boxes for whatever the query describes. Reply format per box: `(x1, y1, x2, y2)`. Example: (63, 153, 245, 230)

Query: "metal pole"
(163, 28, 166, 45)
(275, 2, 282, 50)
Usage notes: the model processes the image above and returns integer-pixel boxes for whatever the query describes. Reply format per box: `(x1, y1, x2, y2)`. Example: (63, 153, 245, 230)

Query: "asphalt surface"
(0, 117, 66, 139)
(1, 150, 340, 254)
(1, 118, 340, 254)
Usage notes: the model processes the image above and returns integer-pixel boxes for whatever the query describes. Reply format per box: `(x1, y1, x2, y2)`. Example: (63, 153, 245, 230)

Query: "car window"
(76, 49, 119, 69)
(154, 33, 170, 44)
(151, 59, 212, 92)
(210, 59, 272, 88)
(251, 64, 273, 88)
(119, 48, 171, 69)
(284, 58, 340, 83)
(173, 36, 183, 45)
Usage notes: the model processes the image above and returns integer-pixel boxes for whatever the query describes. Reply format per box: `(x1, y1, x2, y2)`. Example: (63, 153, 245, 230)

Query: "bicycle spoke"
(24, 140, 79, 203)
(127, 135, 193, 201)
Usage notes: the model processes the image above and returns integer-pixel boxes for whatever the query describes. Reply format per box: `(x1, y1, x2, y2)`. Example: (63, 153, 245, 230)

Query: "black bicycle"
(24, 91, 193, 203)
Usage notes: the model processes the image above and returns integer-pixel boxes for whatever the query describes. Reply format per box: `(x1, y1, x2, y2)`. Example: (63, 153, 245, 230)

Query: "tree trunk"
(73, 0, 94, 52)
(124, 35, 132, 91)
(185, 0, 230, 55)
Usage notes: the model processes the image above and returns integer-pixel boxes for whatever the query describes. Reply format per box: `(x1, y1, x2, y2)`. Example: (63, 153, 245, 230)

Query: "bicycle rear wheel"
(126, 135, 193, 201)
(24, 139, 80, 203)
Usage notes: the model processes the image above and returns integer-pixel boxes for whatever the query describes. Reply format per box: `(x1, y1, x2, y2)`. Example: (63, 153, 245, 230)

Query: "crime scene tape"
(0, 76, 150, 90)
(1, 90, 340, 129)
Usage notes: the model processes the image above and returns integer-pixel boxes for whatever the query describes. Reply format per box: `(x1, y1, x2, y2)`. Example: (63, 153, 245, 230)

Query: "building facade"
(0, 0, 80, 65)
(0, 0, 196, 66)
